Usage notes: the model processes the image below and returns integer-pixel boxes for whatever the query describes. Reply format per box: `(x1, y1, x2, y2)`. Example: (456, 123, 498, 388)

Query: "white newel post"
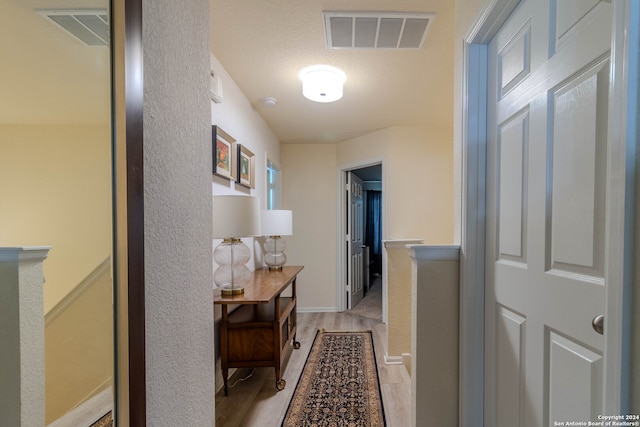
(408, 245, 460, 427)
(0, 246, 51, 427)
(383, 239, 423, 367)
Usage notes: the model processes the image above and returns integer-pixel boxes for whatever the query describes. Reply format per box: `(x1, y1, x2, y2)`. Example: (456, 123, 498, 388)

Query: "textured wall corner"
(143, 0, 214, 425)
(0, 247, 50, 427)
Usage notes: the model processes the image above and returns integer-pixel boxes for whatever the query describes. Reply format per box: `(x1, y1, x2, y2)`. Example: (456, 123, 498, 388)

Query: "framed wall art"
(236, 144, 255, 189)
(212, 126, 236, 180)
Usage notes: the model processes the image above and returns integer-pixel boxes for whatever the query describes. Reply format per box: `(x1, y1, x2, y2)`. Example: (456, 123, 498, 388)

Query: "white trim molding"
(336, 158, 386, 318)
(0, 246, 51, 263)
(382, 239, 423, 249)
(296, 307, 340, 313)
(459, 1, 522, 426)
(408, 245, 460, 262)
(45, 257, 111, 325)
(603, 0, 638, 414)
(384, 355, 403, 365)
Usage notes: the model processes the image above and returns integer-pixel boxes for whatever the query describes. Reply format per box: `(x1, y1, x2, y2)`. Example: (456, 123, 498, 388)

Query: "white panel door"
(485, 1, 612, 426)
(347, 172, 364, 309)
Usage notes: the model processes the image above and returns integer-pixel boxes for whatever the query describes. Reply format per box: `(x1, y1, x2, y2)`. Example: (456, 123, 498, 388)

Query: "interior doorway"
(342, 163, 383, 320)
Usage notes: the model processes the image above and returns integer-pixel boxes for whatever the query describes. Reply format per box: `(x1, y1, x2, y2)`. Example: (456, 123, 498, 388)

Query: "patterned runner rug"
(282, 330, 386, 426)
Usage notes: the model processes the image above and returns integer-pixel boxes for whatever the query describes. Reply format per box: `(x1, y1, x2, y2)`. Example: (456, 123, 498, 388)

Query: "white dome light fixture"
(299, 65, 346, 103)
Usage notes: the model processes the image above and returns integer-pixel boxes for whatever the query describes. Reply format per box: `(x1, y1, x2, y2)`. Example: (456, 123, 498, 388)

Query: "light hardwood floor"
(214, 281, 411, 427)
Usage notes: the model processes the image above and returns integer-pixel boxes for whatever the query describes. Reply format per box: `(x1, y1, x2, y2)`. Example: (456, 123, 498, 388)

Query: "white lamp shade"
(261, 210, 293, 236)
(299, 65, 346, 103)
(212, 195, 261, 238)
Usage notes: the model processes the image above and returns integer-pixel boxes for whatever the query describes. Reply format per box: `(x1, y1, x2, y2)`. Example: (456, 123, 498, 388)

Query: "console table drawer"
(226, 326, 274, 362)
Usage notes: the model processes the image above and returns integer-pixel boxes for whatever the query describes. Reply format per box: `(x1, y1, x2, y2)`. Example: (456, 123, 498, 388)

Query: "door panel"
(497, 109, 529, 262)
(548, 331, 603, 422)
(496, 306, 526, 427)
(347, 172, 364, 309)
(486, 1, 611, 425)
(551, 0, 605, 53)
(547, 58, 609, 277)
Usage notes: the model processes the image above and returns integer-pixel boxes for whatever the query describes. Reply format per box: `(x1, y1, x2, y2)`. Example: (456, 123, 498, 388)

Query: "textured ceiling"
(1, 0, 454, 140)
(210, 0, 454, 144)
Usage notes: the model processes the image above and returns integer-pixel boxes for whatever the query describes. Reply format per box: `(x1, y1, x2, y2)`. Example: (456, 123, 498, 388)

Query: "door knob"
(592, 314, 604, 335)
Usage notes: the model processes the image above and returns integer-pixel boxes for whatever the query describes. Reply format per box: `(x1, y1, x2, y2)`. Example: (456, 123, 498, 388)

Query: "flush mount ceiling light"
(299, 65, 346, 103)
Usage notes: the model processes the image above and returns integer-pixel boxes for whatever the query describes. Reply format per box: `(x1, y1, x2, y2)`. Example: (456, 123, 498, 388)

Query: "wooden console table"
(214, 265, 303, 395)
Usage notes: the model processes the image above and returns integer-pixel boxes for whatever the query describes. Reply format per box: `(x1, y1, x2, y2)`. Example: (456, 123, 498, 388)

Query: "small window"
(266, 159, 281, 210)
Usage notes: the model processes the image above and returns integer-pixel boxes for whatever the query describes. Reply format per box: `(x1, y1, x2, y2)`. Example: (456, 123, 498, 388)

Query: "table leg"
(221, 305, 229, 395)
(274, 295, 283, 390)
(292, 277, 300, 349)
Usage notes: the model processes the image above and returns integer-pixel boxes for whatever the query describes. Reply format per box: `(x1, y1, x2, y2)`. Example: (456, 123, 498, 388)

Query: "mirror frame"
(113, 0, 146, 425)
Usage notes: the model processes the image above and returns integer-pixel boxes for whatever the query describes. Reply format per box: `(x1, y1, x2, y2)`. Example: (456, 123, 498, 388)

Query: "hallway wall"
(282, 126, 454, 311)
(208, 52, 284, 389)
(338, 126, 453, 243)
(0, 125, 111, 314)
(281, 143, 338, 310)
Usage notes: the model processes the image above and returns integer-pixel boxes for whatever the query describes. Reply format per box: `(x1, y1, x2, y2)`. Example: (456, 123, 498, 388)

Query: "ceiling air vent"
(36, 9, 109, 47)
(324, 11, 435, 50)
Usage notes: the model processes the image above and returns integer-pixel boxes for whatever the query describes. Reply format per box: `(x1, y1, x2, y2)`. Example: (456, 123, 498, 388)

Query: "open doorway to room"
(342, 163, 383, 321)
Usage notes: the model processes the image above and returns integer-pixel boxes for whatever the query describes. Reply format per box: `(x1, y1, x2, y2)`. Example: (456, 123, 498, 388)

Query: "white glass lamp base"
(214, 238, 251, 296)
(264, 235, 287, 271)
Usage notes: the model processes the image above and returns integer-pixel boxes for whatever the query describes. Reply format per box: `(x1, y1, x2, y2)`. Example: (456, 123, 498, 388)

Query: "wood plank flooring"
(215, 282, 411, 427)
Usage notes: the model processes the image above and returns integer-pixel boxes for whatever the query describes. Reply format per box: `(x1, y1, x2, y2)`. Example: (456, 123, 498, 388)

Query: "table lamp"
(261, 209, 293, 271)
(212, 195, 261, 296)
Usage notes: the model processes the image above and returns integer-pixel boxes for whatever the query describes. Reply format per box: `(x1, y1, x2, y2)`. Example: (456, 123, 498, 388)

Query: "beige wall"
(385, 244, 414, 358)
(281, 144, 338, 310)
(282, 126, 454, 311)
(210, 53, 281, 204)
(338, 126, 454, 243)
(44, 260, 113, 424)
(0, 125, 112, 314)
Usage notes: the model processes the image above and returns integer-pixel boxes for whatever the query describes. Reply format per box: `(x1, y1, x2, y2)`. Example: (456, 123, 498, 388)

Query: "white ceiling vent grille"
(324, 11, 435, 50)
(36, 9, 109, 47)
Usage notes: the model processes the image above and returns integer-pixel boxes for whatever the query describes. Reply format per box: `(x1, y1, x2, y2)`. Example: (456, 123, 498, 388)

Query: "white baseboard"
(384, 354, 404, 365)
(45, 257, 111, 325)
(402, 353, 412, 375)
(296, 307, 340, 313)
(48, 386, 112, 427)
